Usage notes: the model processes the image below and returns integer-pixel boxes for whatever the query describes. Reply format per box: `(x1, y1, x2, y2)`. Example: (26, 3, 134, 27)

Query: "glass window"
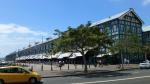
(128, 22, 130, 25)
(120, 25, 124, 32)
(119, 21, 122, 24)
(133, 23, 135, 26)
(115, 20, 117, 24)
(0, 69, 5, 73)
(113, 25, 117, 32)
(122, 21, 124, 24)
(115, 36, 119, 40)
(120, 35, 124, 39)
(127, 17, 130, 21)
(100, 28, 103, 32)
(131, 23, 134, 26)
(132, 27, 135, 32)
(138, 28, 142, 33)
(125, 22, 128, 25)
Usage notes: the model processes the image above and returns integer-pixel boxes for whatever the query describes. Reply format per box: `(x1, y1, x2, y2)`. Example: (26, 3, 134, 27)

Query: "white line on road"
(72, 75, 150, 84)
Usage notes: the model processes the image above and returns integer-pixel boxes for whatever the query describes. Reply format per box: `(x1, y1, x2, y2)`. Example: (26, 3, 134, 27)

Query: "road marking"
(72, 75, 150, 84)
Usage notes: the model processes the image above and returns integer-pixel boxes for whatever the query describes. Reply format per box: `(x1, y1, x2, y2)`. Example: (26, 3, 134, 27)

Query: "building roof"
(143, 26, 150, 32)
(91, 8, 144, 27)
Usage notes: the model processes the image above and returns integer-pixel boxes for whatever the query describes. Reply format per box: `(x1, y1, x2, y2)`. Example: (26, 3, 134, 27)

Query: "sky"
(0, 0, 150, 58)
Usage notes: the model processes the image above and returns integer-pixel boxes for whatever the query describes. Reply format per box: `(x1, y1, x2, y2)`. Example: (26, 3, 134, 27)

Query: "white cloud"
(0, 23, 48, 58)
(0, 23, 47, 36)
(143, 0, 150, 5)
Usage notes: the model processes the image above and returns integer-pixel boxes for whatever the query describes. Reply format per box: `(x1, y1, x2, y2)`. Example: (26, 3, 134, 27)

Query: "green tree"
(54, 22, 112, 72)
(143, 43, 150, 60)
(112, 29, 142, 69)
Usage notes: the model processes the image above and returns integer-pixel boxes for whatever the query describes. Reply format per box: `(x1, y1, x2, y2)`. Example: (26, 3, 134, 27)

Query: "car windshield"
(21, 67, 31, 73)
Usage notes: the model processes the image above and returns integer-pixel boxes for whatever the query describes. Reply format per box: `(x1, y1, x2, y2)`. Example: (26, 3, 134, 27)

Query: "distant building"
(142, 26, 150, 44)
(5, 52, 16, 61)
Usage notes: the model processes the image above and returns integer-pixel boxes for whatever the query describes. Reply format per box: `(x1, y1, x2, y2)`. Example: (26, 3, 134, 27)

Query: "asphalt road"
(42, 69, 150, 84)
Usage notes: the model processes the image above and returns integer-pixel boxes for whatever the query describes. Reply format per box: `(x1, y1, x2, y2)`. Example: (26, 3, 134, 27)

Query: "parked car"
(0, 61, 9, 66)
(139, 60, 150, 69)
(0, 66, 42, 84)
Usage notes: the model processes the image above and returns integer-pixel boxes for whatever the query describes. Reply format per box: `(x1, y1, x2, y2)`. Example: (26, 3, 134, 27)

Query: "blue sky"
(0, 0, 150, 57)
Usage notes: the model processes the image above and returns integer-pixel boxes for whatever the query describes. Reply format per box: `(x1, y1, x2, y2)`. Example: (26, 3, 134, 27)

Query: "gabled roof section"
(91, 8, 144, 27)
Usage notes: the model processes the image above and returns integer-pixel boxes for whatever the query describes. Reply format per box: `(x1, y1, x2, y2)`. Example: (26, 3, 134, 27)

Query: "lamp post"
(15, 50, 18, 65)
(46, 37, 53, 71)
(50, 42, 54, 71)
(41, 36, 44, 71)
(18, 49, 20, 65)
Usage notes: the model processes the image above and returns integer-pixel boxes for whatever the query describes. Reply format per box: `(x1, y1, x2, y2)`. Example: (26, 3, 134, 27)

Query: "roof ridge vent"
(129, 8, 134, 11)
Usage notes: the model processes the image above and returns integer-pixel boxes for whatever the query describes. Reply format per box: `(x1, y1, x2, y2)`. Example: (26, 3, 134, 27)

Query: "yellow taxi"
(0, 66, 42, 84)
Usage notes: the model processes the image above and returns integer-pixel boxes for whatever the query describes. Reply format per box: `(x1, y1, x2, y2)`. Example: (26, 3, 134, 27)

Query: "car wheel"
(29, 78, 37, 84)
(0, 79, 4, 84)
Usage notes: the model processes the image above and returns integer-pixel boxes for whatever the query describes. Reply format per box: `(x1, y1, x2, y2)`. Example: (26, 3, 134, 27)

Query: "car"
(0, 61, 9, 67)
(139, 60, 150, 69)
(0, 66, 42, 84)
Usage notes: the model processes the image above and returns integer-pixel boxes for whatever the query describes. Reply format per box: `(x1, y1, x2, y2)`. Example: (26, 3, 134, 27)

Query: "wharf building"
(5, 8, 150, 64)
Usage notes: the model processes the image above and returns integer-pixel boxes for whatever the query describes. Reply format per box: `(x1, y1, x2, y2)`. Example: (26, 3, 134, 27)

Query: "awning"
(97, 53, 112, 58)
(69, 53, 82, 59)
(96, 54, 106, 58)
(58, 52, 72, 59)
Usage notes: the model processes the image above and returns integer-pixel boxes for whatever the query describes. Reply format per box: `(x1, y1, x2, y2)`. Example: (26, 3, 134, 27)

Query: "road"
(42, 69, 150, 84)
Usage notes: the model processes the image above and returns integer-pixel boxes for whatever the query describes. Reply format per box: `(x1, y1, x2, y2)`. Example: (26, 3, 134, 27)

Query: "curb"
(42, 68, 139, 78)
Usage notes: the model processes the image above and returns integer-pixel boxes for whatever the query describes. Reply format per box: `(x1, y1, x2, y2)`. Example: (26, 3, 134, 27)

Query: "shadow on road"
(58, 70, 132, 78)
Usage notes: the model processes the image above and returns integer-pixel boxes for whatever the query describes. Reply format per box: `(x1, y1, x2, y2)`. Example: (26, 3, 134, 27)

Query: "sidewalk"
(26, 63, 139, 78)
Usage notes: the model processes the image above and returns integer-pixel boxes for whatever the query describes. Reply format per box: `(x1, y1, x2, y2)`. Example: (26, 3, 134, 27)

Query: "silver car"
(139, 60, 150, 69)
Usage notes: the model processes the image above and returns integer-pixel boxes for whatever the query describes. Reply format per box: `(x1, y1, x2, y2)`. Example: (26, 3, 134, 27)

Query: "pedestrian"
(124, 58, 127, 65)
(127, 59, 130, 65)
(98, 60, 103, 67)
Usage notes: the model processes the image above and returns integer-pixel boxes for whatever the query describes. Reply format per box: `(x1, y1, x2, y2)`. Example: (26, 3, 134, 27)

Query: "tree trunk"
(145, 53, 147, 61)
(74, 60, 77, 69)
(41, 63, 44, 71)
(68, 59, 70, 70)
(50, 60, 53, 71)
(82, 54, 88, 73)
(120, 52, 124, 70)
